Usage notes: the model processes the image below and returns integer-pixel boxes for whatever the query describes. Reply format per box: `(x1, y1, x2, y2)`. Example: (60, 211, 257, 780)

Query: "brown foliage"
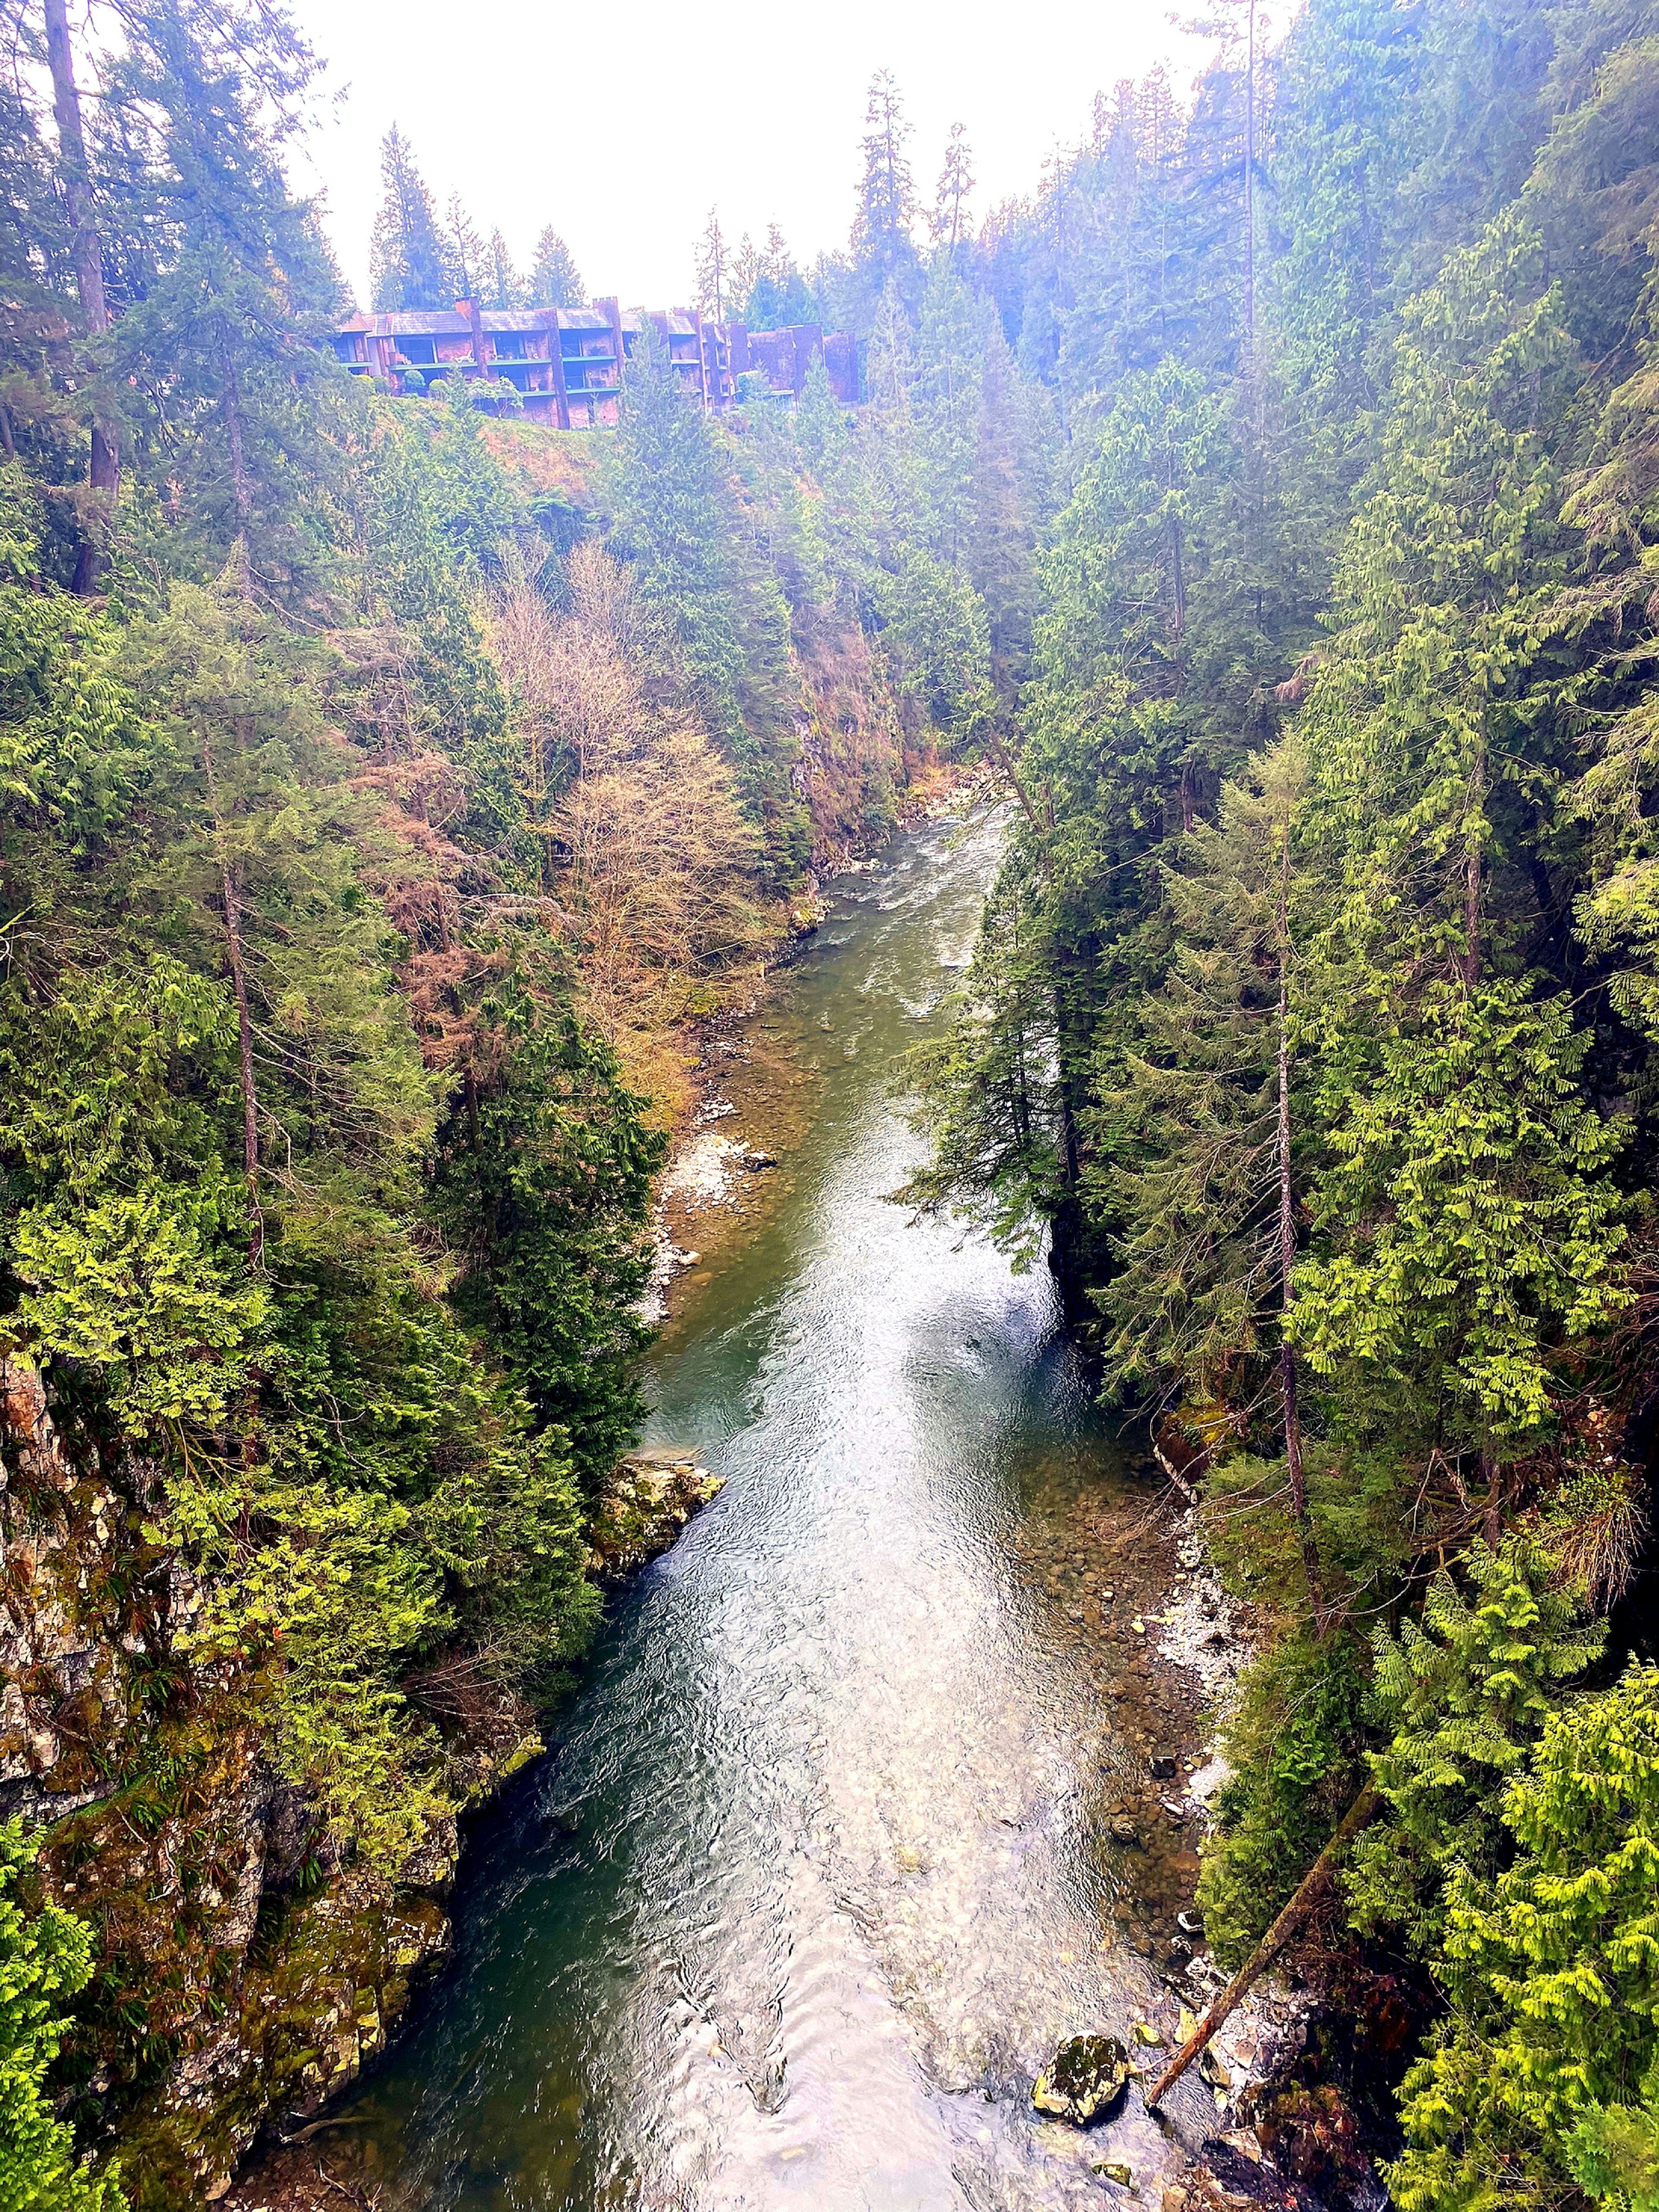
(486, 547, 772, 1095)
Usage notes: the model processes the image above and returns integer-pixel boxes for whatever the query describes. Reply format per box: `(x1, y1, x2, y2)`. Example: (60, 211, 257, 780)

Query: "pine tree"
(369, 124, 449, 311)
(966, 309, 1037, 687)
(745, 223, 817, 329)
(607, 321, 807, 880)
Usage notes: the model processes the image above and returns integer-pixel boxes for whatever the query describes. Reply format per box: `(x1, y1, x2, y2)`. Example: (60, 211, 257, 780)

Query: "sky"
(281, 0, 1214, 314)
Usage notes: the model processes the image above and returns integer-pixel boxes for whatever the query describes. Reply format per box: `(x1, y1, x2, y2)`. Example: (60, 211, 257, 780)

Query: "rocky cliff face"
(0, 1356, 518, 2206)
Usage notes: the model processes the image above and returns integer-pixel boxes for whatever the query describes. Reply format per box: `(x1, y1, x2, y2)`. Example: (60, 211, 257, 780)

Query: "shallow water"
(344, 809, 1216, 2210)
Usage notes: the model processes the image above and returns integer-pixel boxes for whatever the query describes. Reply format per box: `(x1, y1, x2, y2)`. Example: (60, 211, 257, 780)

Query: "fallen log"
(1144, 1781, 1382, 2109)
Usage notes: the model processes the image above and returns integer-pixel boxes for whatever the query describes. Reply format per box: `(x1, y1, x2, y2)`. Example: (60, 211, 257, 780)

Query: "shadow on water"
(340, 807, 1217, 2211)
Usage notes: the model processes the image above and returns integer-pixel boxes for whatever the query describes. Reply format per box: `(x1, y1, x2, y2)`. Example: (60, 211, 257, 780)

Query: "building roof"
(336, 305, 704, 337)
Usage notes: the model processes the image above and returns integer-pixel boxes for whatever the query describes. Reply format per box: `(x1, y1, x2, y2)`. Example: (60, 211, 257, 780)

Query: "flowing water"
(344, 808, 1217, 2211)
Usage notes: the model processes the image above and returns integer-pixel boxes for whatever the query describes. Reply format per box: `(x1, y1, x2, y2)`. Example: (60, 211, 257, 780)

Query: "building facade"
(329, 297, 858, 426)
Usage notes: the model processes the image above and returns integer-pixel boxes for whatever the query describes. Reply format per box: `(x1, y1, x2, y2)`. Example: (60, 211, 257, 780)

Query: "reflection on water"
(345, 809, 1215, 2210)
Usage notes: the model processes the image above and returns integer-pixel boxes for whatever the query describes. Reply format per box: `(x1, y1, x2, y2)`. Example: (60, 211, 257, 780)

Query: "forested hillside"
(899, 2, 1659, 2203)
(7, 0, 1659, 2204)
(0, 3, 1023, 2200)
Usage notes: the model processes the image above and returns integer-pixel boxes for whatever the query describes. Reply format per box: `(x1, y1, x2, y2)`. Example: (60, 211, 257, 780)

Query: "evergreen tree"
(931, 121, 975, 252)
(531, 226, 583, 309)
(0, 1823, 114, 2212)
(745, 223, 817, 329)
(694, 207, 728, 320)
(483, 228, 526, 310)
(1391, 1663, 1659, 2212)
(1346, 1537, 1605, 1958)
(369, 124, 449, 311)
(851, 70, 919, 314)
(445, 191, 485, 299)
(98, 0, 344, 582)
(607, 322, 807, 880)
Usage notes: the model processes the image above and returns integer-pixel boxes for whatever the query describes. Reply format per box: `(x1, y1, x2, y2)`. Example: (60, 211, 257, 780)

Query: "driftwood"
(1144, 1782, 1382, 2108)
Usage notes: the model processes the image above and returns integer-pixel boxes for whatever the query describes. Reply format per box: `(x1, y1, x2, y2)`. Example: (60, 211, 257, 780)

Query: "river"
(341, 807, 1221, 2211)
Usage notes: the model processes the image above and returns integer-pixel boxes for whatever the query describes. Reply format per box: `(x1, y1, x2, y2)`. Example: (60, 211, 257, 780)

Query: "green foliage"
(1091, 742, 1306, 1402)
(1195, 1627, 1370, 1966)
(1347, 1538, 1605, 1957)
(1389, 1663, 1659, 2212)
(1291, 979, 1627, 1435)
(893, 851, 1065, 1269)
(1569, 2069, 1659, 2211)
(437, 982, 665, 1490)
(0, 1823, 120, 2212)
(608, 324, 808, 880)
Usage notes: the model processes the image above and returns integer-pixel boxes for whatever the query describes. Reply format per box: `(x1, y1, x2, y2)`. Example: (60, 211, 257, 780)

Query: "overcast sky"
(281, 0, 1215, 313)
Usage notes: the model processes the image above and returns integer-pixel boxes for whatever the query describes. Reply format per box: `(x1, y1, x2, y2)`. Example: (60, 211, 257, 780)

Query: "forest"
(0, 0, 1657, 2207)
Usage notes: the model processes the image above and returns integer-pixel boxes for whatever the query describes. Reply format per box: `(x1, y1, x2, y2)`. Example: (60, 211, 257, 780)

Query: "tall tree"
(694, 207, 728, 320)
(851, 70, 919, 307)
(531, 225, 583, 308)
(932, 120, 976, 252)
(369, 125, 449, 311)
(445, 191, 484, 300)
(484, 227, 526, 309)
(42, 0, 118, 592)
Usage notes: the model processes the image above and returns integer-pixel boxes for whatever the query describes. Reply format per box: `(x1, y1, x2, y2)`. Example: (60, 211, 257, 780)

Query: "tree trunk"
(202, 735, 263, 1270)
(1481, 1445, 1503, 1548)
(1243, 0, 1257, 348)
(983, 731, 1050, 856)
(1145, 1783, 1382, 2109)
(44, 0, 119, 594)
(1463, 748, 1484, 988)
(1278, 849, 1326, 1632)
(220, 856, 263, 1273)
(218, 316, 254, 594)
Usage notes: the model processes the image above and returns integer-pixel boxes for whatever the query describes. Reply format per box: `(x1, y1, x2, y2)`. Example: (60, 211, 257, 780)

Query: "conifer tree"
(1292, 211, 1628, 1459)
(483, 228, 526, 310)
(1390, 1663, 1659, 2212)
(851, 70, 919, 312)
(369, 124, 449, 310)
(694, 207, 728, 320)
(100, 0, 343, 581)
(931, 121, 975, 252)
(1346, 1536, 1603, 1959)
(607, 322, 807, 879)
(445, 192, 485, 299)
(531, 226, 583, 308)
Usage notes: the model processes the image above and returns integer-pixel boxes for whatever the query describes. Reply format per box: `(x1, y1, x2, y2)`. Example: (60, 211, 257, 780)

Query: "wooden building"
(329, 298, 858, 425)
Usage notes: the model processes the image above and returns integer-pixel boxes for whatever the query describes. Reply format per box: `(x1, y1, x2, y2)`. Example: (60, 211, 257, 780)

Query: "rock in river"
(1032, 2034, 1130, 2125)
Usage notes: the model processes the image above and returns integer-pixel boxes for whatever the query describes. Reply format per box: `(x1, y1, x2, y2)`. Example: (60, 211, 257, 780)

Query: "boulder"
(1032, 2033, 1131, 2125)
